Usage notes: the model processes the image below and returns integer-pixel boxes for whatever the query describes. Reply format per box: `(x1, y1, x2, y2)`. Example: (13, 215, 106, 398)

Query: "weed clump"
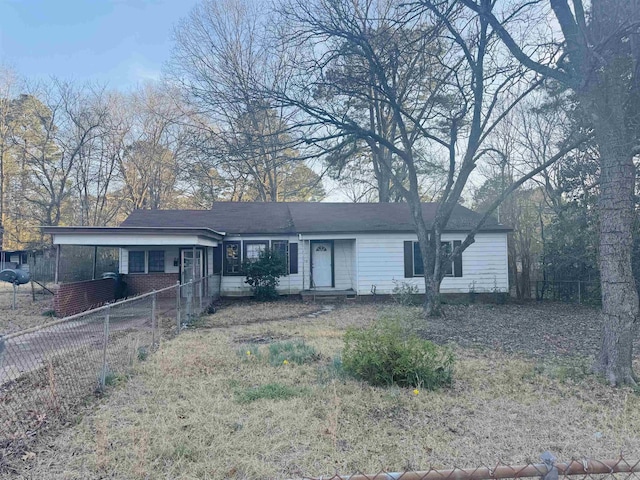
(342, 312, 454, 389)
(268, 340, 319, 366)
(235, 383, 307, 404)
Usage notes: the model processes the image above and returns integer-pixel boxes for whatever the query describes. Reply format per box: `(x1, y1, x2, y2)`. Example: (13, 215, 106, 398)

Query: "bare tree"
(270, 0, 582, 315)
(0, 67, 19, 247)
(7, 81, 107, 245)
(457, 0, 640, 385)
(71, 90, 125, 226)
(114, 84, 190, 213)
(169, 0, 324, 203)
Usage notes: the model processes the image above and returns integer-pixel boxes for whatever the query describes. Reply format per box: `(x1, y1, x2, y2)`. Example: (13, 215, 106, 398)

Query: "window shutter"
(213, 246, 222, 274)
(289, 243, 299, 274)
(404, 241, 413, 278)
(453, 240, 463, 277)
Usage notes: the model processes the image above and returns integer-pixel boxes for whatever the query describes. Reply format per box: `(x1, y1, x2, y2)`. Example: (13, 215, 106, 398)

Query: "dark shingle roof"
(120, 202, 509, 234)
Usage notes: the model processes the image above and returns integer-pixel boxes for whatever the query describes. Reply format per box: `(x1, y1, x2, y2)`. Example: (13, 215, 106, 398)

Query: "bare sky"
(0, 0, 199, 90)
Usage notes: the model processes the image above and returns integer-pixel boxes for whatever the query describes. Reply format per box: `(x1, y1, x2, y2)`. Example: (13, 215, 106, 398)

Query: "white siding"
(119, 248, 127, 274)
(219, 236, 357, 295)
(117, 231, 508, 296)
(356, 232, 508, 295)
(334, 239, 355, 289)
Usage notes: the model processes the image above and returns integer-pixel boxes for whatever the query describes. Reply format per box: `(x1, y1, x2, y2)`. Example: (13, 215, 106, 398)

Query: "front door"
(181, 249, 204, 297)
(312, 242, 332, 288)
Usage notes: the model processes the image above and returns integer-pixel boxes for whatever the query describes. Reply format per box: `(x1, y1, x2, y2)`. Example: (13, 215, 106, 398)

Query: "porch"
(42, 226, 224, 315)
(300, 238, 357, 292)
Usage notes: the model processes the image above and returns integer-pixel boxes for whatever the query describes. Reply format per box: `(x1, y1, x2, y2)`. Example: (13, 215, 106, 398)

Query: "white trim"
(51, 232, 219, 247)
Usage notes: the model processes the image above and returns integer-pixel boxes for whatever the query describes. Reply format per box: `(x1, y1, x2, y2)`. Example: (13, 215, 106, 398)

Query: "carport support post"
(92, 245, 98, 280)
(175, 281, 181, 334)
(192, 246, 197, 316)
(100, 305, 111, 389)
(54, 244, 61, 284)
(151, 290, 157, 347)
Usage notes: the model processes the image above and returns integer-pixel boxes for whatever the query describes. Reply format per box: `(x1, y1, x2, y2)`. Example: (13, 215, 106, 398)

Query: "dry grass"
(0, 283, 55, 334)
(13, 303, 640, 480)
(195, 298, 328, 327)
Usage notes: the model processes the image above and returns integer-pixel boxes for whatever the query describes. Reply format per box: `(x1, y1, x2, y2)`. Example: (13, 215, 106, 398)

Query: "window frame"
(243, 240, 269, 264)
(440, 241, 454, 277)
(412, 241, 454, 277)
(128, 250, 146, 274)
(412, 242, 424, 276)
(148, 250, 165, 273)
(223, 241, 242, 276)
(271, 240, 290, 275)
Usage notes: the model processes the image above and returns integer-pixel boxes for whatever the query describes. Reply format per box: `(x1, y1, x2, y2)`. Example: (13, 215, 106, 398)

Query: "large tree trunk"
(407, 196, 443, 317)
(424, 274, 443, 317)
(592, 88, 639, 385)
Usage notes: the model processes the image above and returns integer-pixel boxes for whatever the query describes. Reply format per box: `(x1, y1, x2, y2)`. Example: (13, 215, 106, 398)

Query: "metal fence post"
(176, 281, 181, 334)
(151, 290, 157, 347)
(577, 280, 582, 304)
(186, 282, 193, 323)
(100, 305, 110, 389)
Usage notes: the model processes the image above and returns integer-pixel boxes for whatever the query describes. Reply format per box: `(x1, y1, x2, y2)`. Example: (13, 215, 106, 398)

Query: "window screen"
(148, 250, 165, 273)
(244, 241, 268, 262)
(128, 251, 145, 273)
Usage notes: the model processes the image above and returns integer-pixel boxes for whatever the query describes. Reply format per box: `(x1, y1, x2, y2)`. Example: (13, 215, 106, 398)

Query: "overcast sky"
(0, 0, 199, 90)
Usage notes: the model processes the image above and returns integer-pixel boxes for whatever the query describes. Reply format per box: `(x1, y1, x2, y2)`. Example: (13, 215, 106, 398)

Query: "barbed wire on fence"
(0, 273, 221, 458)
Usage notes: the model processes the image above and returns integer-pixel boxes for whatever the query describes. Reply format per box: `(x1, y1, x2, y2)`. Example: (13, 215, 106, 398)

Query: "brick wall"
(54, 278, 116, 317)
(123, 273, 180, 298)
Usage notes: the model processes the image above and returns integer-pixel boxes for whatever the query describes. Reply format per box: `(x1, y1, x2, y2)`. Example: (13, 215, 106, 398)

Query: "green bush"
(268, 340, 319, 366)
(342, 317, 454, 389)
(243, 248, 287, 301)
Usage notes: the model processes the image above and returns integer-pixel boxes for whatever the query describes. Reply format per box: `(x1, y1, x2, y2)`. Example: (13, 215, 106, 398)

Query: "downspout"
(355, 237, 359, 295)
(299, 233, 304, 291)
(288, 236, 291, 295)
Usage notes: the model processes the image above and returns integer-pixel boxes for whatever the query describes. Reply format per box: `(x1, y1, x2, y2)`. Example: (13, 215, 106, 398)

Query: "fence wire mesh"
(0, 273, 220, 456)
(298, 457, 640, 480)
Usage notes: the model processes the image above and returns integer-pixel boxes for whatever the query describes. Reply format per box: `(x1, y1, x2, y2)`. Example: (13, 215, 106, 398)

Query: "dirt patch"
(234, 331, 294, 344)
(0, 283, 55, 334)
(422, 302, 605, 360)
(196, 298, 325, 328)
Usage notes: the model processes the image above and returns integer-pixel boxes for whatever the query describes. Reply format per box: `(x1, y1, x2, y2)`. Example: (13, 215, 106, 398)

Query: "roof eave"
(41, 226, 226, 240)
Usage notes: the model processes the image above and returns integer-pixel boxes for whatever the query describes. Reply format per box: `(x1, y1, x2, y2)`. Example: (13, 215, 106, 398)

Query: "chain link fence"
(0, 273, 220, 456)
(298, 457, 640, 480)
(535, 280, 601, 305)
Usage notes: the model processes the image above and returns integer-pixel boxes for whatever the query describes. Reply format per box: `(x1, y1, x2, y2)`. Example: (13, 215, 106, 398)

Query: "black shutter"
(404, 241, 413, 278)
(453, 240, 463, 277)
(212, 246, 222, 274)
(289, 242, 299, 274)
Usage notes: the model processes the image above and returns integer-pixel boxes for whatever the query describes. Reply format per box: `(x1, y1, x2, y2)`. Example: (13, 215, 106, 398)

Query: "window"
(413, 242, 424, 276)
(412, 241, 454, 277)
(440, 241, 453, 276)
(272, 240, 289, 274)
(223, 241, 241, 275)
(129, 251, 145, 273)
(244, 241, 268, 263)
(148, 250, 165, 273)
